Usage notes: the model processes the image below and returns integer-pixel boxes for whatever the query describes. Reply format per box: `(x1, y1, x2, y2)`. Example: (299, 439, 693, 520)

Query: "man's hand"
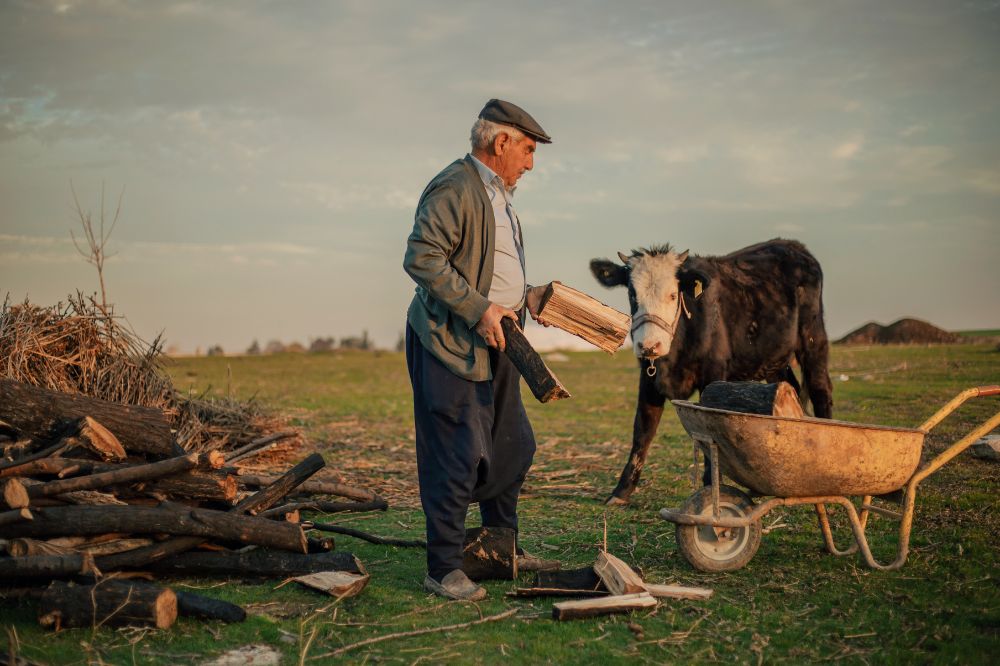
(475, 302, 518, 352)
(526, 283, 554, 327)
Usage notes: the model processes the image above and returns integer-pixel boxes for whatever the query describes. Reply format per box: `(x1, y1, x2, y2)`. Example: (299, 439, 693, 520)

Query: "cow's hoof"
(605, 495, 629, 507)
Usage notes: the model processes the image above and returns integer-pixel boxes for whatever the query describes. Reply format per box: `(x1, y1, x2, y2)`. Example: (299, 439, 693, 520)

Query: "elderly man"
(403, 99, 552, 600)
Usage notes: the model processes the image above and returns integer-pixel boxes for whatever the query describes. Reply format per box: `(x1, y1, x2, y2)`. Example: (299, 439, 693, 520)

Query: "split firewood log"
(594, 551, 646, 596)
(1, 477, 29, 509)
(74, 416, 127, 461)
(535, 281, 631, 353)
(552, 592, 657, 621)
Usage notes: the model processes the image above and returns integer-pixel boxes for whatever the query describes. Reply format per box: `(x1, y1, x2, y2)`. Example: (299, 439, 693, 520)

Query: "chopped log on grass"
(644, 583, 713, 601)
(2, 477, 29, 509)
(699, 381, 804, 418)
(147, 549, 365, 577)
(0, 378, 178, 458)
(4, 505, 308, 553)
(95, 453, 326, 570)
(175, 590, 246, 623)
(38, 580, 177, 630)
(0, 507, 32, 526)
(462, 526, 516, 580)
(552, 592, 657, 621)
(536, 281, 631, 353)
(294, 571, 370, 599)
(594, 551, 646, 596)
(24, 452, 202, 498)
(307, 522, 426, 548)
(500, 318, 571, 403)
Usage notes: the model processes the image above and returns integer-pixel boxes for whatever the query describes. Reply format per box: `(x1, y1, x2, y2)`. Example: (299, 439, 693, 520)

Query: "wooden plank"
(500, 318, 571, 403)
(552, 592, 656, 621)
(537, 282, 631, 354)
(593, 551, 646, 596)
(294, 571, 370, 599)
(644, 583, 713, 601)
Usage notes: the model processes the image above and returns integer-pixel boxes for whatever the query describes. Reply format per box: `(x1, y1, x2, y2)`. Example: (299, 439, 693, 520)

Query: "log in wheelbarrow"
(659, 386, 1000, 572)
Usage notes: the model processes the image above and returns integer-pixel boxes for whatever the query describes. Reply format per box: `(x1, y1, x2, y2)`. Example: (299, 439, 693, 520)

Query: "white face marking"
(629, 252, 684, 359)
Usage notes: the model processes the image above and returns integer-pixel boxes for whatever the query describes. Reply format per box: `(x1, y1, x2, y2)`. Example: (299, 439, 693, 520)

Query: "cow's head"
(590, 245, 710, 360)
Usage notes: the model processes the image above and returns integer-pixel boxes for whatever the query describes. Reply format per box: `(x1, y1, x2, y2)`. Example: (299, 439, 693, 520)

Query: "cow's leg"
(799, 307, 834, 419)
(607, 371, 667, 505)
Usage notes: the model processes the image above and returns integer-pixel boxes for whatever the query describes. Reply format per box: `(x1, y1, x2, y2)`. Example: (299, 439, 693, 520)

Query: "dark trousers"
(406, 324, 536, 580)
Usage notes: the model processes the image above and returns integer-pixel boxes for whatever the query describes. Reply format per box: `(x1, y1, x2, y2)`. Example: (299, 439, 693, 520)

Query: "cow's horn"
(617, 251, 630, 264)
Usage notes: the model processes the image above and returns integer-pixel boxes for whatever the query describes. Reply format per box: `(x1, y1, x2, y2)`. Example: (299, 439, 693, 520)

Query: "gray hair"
(470, 118, 526, 151)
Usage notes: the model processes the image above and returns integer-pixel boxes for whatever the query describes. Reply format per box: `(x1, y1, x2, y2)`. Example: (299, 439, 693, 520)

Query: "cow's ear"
(678, 266, 710, 299)
(590, 258, 629, 287)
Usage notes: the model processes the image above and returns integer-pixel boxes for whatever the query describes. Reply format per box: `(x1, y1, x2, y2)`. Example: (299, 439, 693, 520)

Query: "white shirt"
(469, 154, 526, 310)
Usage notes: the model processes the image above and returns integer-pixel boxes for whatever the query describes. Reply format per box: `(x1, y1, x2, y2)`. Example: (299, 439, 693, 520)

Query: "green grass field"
(3, 344, 999, 664)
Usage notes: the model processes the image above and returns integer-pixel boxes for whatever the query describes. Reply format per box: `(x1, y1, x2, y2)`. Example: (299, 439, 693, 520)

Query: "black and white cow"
(591, 238, 833, 504)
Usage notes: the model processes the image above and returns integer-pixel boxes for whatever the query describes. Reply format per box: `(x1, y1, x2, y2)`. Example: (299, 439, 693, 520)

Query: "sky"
(2, 0, 999, 354)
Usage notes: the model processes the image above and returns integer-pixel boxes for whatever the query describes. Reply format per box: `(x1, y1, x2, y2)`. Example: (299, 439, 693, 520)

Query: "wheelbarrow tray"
(672, 400, 924, 497)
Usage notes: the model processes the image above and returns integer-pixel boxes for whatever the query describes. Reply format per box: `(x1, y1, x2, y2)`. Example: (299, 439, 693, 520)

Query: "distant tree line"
(238, 330, 376, 356)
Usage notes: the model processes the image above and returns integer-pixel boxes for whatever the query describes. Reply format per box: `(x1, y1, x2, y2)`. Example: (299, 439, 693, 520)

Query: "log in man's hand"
(475, 302, 518, 352)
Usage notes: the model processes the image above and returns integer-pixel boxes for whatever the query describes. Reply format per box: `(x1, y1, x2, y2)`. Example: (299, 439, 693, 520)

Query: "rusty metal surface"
(672, 401, 924, 497)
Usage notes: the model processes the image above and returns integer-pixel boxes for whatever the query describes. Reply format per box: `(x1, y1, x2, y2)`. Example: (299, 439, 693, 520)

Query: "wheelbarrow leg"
(814, 503, 859, 556)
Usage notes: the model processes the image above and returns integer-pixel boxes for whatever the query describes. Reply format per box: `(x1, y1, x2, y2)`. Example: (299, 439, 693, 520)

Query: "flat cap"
(478, 98, 552, 144)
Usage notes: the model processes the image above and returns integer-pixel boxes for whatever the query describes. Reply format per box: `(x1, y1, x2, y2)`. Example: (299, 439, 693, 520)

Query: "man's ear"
(493, 131, 511, 156)
(590, 259, 629, 287)
(678, 264, 710, 299)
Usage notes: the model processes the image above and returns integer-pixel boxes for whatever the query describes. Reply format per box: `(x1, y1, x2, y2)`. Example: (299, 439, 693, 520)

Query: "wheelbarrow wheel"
(675, 485, 761, 572)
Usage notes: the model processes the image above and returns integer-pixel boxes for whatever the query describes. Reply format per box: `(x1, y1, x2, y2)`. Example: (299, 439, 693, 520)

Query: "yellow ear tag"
(694, 280, 703, 299)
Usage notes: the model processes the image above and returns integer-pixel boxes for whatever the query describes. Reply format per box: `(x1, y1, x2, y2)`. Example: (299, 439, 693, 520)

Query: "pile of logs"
(0, 378, 384, 630)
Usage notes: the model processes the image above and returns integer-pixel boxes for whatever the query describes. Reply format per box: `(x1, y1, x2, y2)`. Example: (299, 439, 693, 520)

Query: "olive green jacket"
(404, 156, 498, 381)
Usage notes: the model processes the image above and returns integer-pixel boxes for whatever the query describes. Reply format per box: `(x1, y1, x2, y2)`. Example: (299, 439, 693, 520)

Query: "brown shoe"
(423, 570, 487, 601)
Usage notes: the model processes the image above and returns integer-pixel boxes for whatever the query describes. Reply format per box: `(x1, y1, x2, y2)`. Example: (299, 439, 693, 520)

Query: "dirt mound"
(836, 318, 958, 345)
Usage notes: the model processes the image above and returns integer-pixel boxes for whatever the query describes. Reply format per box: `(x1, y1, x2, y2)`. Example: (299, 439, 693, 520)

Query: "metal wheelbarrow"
(659, 386, 1000, 571)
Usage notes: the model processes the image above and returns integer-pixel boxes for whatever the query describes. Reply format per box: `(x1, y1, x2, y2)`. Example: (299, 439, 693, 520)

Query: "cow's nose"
(639, 341, 663, 358)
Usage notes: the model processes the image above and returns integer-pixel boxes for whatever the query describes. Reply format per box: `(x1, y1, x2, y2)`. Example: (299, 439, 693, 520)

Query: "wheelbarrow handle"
(918, 386, 1000, 433)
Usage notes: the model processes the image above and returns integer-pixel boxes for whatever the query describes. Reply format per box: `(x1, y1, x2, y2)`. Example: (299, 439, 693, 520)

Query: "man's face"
(496, 134, 536, 188)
